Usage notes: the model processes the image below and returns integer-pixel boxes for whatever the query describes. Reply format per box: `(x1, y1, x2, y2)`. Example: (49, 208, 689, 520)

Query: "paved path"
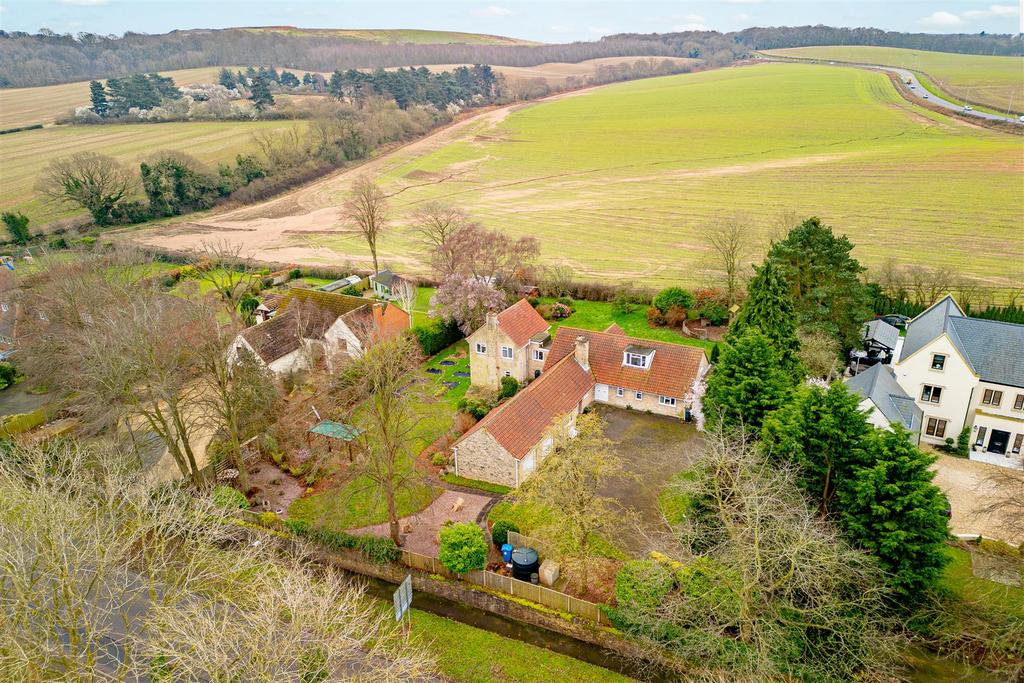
(760, 55, 1022, 125)
(349, 489, 493, 556)
(932, 455, 1024, 546)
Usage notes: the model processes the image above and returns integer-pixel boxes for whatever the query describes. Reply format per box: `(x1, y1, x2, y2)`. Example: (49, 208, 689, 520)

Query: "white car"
(963, 105, 973, 112)
(923, 93, 929, 99)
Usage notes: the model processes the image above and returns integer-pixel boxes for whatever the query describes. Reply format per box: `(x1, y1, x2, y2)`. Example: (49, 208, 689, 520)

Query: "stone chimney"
(574, 335, 590, 370)
(485, 309, 498, 329)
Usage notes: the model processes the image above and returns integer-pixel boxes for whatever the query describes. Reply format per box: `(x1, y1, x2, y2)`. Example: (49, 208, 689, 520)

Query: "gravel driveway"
(932, 455, 1023, 546)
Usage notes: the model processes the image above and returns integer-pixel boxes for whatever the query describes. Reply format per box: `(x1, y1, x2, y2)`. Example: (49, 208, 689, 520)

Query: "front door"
(988, 429, 1011, 455)
(594, 383, 609, 402)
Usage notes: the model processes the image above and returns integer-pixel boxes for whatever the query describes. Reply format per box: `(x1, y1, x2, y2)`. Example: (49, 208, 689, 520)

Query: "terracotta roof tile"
(545, 326, 706, 398)
(497, 298, 549, 348)
(604, 323, 625, 335)
(454, 354, 594, 460)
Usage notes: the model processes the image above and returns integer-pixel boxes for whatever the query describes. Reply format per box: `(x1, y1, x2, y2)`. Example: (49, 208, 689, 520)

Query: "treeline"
(0, 27, 743, 88)
(730, 25, 1023, 55)
(326, 64, 496, 109)
(87, 73, 181, 117)
(36, 97, 448, 228)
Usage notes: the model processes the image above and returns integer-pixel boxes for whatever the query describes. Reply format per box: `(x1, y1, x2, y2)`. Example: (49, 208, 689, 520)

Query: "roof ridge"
(951, 315, 1024, 330)
(464, 353, 582, 433)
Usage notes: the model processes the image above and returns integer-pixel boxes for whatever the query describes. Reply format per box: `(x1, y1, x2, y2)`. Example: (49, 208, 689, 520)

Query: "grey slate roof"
(846, 363, 923, 432)
(862, 319, 899, 350)
(371, 270, 396, 288)
(900, 295, 1024, 388)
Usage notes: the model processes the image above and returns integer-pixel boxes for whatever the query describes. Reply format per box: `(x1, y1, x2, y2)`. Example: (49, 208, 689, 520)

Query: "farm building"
(454, 316, 708, 487)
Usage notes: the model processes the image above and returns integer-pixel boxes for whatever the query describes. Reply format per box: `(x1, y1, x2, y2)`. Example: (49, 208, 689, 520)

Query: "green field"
(765, 46, 1024, 113)
(296, 63, 1022, 289)
(0, 119, 305, 225)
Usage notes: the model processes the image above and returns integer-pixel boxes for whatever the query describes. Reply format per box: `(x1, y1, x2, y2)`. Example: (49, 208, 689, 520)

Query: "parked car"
(848, 349, 887, 375)
(879, 313, 910, 329)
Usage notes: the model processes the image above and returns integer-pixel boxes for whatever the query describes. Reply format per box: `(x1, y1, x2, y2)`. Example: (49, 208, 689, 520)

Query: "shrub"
(614, 559, 675, 610)
(709, 344, 721, 363)
(665, 306, 689, 328)
(257, 511, 278, 527)
(652, 287, 695, 314)
(646, 306, 667, 327)
(283, 518, 311, 535)
(612, 294, 635, 315)
(413, 319, 463, 356)
(48, 236, 68, 250)
(498, 376, 519, 400)
(431, 451, 449, 467)
(491, 520, 520, 547)
(457, 396, 495, 420)
(439, 522, 488, 574)
(0, 363, 16, 389)
(700, 301, 730, 326)
(549, 302, 572, 319)
(211, 484, 248, 510)
(675, 557, 741, 617)
(556, 296, 574, 307)
(527, 297, 540, 307)
(356, 535, 400, 564)
(288, 268, 302, 280)
(341, 285, 362, 297)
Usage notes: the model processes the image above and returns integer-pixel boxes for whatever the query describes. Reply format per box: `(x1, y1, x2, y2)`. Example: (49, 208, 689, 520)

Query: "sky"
(0, 1, 1020, 42)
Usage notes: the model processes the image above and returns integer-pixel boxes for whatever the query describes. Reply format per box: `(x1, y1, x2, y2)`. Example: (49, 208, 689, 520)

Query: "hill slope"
(764, 46, 1024, 113)
(129, 63, 1023, 289)
(234, 27, 538, 45)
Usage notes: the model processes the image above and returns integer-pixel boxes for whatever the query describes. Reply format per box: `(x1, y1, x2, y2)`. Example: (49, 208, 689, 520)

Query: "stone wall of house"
(454, 429, 518, 487)
(597, 384, 684, 418)
(468, 324, 528, 389)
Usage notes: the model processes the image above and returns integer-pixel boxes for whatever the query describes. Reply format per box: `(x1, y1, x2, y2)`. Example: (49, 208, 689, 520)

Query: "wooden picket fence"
(399, 548, 603, 625)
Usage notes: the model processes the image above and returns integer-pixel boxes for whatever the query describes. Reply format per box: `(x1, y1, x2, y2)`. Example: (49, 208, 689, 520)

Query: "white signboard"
(393, 574, 413, 622)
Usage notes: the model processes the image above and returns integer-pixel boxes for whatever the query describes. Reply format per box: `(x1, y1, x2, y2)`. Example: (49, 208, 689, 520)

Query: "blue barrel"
(501, 543, 514, 563)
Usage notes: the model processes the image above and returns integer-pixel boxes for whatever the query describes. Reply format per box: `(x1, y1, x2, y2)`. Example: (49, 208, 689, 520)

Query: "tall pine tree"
(89, 80, 108, 117)
(703, 328, 794, 433)
(762, 381, 873, 514)
(728, 259, 803, 379)
(249, 77, 275, 112)
(839, 426, 950, 603)
(767, 217, 871, 348)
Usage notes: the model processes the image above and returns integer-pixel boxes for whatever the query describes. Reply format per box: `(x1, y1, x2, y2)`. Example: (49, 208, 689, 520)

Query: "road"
(760, 55, 1022, 125)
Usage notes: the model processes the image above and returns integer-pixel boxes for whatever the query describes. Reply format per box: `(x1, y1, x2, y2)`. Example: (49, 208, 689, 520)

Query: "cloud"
(963, 4, 1019, 19)
(734, 12, 752, 22)
(471, 5, 513, 18)
(58, 0, 110, 5)
(920, 11, 962, 27)
(673, 22, 709, 31)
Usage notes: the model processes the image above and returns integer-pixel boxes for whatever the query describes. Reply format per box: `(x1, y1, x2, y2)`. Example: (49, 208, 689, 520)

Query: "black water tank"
(510, 547, 539, 581)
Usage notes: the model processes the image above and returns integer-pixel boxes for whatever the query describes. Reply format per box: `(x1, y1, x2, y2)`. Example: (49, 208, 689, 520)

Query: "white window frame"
(504, 371, 511, 377)
(532, 349, 545, 361)
(635, 391, 644, 401)
(615, 387, 624, 398)
(921, 385, 942, 404)
(475, 342, 487, 355)
(624, 352, 648, 368)
(0, 303, 7, 312)
(930, 354, 946, 370)
(659, 396, 676, 407)
(501, 345, 513, 360)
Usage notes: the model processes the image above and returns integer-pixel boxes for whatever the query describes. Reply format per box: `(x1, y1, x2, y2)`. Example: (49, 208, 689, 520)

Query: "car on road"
(923, 93, 929, 99)
(879, 313, 911, 329)
(963, 105, 973, 112)
(1019, 115, 1024, 123)
(909, 83, 915, 89)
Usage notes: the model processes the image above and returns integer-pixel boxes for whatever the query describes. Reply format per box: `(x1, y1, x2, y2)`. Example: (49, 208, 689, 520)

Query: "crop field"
(129, 62, 1023, 288)
(0, 66, 258, 130)
(764, 46, 1024, 113)
(0, 119, 306, 225)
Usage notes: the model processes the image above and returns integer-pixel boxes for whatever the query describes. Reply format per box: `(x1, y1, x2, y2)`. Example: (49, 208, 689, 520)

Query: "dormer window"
(623, 345, 654, 369)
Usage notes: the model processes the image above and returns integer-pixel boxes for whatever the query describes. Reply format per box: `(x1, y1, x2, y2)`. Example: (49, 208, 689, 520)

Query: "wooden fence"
(399, 548, 603, 625)
(506, 530, 551, 556)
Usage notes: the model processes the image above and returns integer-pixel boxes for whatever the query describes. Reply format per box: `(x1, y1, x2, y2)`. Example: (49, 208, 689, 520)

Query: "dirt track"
(932, 455, 1023, 546)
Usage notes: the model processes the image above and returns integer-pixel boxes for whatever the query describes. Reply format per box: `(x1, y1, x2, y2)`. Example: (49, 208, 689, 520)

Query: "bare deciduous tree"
(0, 440, 433, 681)
(413, 202, 473, 277)
(335, 335, 426, 545)
(539, 264, 575, 298)
(36, 151, 135, 226)
(797, 329, 842, 380)
(192, 239, 261, 323)
(391, 277, 417, 328)
(514, 411, 632, 589)
(704, 213, 753, 307)
(343, 176, 389, 276)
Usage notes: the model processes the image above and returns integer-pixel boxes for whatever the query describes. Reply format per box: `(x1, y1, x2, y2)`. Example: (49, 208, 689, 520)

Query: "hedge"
(614, 559, 675, 610)
(287, 522, 400, 564)
(212, 485, 249, 510)
(413, 319, 463, 356)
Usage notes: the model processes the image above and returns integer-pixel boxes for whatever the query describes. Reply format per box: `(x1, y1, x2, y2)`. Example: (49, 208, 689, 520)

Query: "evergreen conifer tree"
(249, 77, 275, 112)
(704, 328, 793, 432)
(89, 80, 108, 117)
(728, 259, 803, 379)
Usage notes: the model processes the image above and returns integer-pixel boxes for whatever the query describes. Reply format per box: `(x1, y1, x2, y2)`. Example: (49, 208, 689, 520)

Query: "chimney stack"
(486, 309, 498, 328)
(574, 335, 590, 370)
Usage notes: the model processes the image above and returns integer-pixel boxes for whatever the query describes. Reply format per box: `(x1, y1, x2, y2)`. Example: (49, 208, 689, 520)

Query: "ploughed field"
(133, 63, 1023, 289)
(764, 46, 1024, 114)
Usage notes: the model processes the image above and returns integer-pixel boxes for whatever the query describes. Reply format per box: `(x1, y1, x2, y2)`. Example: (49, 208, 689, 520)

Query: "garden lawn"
(543, 298, 716, 352)
(410, 609, 636, 683)
(423, 339, 470, 406)
(939, 543, 1024, 618)
(412, 286, 435, 327)
(288, 393, 453, 531)
(488, 500, 626, 560)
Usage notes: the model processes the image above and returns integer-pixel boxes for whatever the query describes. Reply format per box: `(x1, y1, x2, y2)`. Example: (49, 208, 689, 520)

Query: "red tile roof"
(545, 326, 706, 399)
(454, 354, 594, 460)
(604, 323, 625, 335)
(497, 299, 549, 348)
